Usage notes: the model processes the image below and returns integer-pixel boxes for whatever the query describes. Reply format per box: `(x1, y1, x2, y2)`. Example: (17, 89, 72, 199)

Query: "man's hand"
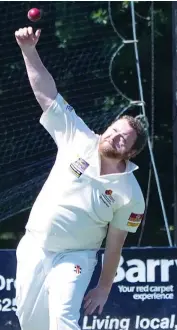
(84, 286, 110, 315)
(15, 27, 41, 52)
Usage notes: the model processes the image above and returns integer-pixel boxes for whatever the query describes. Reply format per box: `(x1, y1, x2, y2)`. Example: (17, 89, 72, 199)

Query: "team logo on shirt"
(127, 213, 144, 227)
(99, 190, 115, 208)
(105, 190, 112, 196)
(74, 265, 82, 274)
(70, 157, 89, 178)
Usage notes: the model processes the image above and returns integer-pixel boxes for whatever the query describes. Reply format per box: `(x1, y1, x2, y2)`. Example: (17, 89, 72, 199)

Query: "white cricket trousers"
(15, 231, 97, 330)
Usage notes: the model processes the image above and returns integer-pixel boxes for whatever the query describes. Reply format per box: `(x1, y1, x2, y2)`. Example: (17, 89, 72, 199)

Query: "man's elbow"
(35, 89, 58, 112)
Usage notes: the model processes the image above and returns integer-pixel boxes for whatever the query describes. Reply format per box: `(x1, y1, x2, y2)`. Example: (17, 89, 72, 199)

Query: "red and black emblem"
(74, 265, 82, 274)
(105, 189, 112, 195)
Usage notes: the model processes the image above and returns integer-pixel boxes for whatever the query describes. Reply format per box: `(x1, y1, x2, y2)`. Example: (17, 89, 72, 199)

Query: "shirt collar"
(125, 160, 139, 173)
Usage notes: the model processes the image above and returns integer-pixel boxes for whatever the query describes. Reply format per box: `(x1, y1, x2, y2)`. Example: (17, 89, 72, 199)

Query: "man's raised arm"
(15, 27, 57, 112)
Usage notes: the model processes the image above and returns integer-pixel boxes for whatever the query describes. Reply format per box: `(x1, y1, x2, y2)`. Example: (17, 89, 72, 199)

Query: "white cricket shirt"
(26, 94, 145, 252)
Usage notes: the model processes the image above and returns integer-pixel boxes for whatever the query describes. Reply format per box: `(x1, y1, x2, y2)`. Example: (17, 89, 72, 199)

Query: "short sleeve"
(40, 93, 93, 147)
(111, 200, 145, 233)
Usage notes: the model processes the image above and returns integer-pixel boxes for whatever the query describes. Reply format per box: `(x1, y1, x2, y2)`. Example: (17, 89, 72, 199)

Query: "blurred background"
(0, 1, 174, 249)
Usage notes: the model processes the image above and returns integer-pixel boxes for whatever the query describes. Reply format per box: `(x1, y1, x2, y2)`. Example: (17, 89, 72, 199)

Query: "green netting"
(0, 1, 149, 221)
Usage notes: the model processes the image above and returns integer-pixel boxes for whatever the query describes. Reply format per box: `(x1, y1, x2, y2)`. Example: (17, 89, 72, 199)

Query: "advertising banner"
(0, 247, 177, 330)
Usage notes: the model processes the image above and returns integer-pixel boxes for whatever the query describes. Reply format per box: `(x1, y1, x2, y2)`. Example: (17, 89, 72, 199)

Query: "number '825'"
(0, 298, 16, 312)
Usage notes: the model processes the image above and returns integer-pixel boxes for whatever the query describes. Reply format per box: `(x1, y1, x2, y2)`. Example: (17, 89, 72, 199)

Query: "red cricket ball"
(27, 8, 41, 22)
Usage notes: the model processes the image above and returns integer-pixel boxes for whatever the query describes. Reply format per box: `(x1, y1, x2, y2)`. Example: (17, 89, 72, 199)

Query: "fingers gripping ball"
(27, 8, 41, 22)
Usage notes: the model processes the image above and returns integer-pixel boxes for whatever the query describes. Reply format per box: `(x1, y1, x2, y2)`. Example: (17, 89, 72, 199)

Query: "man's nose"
(112, 132, 120, 140)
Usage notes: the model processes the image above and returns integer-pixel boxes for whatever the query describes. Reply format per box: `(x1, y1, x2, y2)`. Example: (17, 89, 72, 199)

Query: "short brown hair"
(113, 114, 148, 157)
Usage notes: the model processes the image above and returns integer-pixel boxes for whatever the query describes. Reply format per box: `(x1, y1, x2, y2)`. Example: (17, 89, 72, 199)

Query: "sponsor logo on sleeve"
(127, 213, 143, 227)
(63, 99, 74, 112)
(66, 104, 74, 112)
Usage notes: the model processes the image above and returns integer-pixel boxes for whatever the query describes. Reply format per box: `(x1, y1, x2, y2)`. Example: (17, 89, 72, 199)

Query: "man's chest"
(47, 148, 131, 223)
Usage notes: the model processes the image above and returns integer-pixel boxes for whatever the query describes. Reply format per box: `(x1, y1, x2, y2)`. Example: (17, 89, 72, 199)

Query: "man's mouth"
(105, 139, 118, 150)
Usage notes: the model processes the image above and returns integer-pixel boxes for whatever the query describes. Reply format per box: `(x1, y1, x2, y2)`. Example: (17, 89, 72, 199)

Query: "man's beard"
(99, 141, 129, 160)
